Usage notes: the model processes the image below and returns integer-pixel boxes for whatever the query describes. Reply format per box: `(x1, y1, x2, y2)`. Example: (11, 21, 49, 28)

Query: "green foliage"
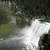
(16, 0, 48, 17)
(15, 0, 50, 27)
(0, 24, 16, 38)
(0, 0, 50, 27)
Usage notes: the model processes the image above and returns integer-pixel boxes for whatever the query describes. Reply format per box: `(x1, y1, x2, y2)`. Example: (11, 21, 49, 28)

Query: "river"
(0, 19, 50, 50)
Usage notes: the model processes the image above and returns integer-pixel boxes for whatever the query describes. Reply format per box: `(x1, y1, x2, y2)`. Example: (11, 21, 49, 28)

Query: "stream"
(0, 19, 50, 50)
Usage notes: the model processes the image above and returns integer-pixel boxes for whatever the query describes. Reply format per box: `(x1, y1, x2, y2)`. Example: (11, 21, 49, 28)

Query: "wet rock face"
(38, 34, 50, 50)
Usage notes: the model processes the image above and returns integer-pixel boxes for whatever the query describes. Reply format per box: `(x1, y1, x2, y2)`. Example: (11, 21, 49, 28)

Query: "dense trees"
(0, 0, 49, 17)
(16, 0, 48, 17)
(0, 0, 15, 24)
(0, 0, 50, 26)
(0, 0, 49, 18)
(15, 0, 49, 27)
(0, 2, 10, 24)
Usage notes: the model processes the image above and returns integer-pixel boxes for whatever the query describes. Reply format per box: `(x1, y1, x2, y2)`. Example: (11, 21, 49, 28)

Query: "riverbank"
(0, 24, 16, 39)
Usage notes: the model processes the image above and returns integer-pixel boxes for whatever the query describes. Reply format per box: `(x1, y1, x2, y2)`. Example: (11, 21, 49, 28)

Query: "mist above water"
(19, 19, 50, 50)
(0, 19, 50, 50)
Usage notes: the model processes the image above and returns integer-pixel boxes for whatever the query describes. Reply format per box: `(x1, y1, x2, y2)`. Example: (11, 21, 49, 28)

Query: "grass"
(0, 24, 16, 38)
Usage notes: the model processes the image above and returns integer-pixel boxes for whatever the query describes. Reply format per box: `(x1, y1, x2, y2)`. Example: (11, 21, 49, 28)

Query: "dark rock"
(38, 34, 50, 50)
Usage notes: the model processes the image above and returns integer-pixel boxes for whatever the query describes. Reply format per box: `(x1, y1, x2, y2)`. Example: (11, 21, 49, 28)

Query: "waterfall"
(0, 19, 50, 50)
(19, 19, 50, 50)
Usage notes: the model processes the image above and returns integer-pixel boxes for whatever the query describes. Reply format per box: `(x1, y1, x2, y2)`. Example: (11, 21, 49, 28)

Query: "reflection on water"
(0, 19, 50, 50)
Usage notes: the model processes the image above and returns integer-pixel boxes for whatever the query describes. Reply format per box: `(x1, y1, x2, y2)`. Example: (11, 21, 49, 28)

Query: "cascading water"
(0, 19, 50, 50)
(19, 19, 50, 50)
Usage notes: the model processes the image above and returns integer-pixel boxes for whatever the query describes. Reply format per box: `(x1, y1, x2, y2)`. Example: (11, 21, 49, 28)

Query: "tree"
(0, 0, 49, 27)
(15, 0, 49, 27)
(0, 1, 12, 25)
(16, 0, 48, 17)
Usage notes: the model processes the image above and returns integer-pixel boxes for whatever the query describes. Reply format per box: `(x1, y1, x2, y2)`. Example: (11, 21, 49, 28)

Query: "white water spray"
(0, 19, 50, 50)
(18, 19, 50, 50)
